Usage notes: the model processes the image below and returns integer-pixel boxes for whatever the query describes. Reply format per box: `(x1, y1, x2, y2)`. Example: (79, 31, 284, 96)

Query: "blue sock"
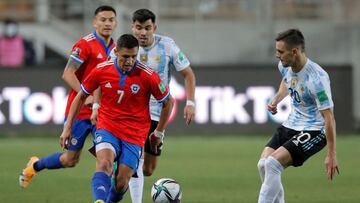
(34, 152, 63, 171)
(106, 185, 127, 203)
(92, 172, 111, 201)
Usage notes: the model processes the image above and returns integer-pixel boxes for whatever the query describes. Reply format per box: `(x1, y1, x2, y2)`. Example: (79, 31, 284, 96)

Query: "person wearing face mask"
(0, 18, 25, 68)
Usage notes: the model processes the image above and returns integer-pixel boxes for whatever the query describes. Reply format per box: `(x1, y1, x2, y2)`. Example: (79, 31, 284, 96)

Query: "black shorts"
(144, 120, 163, 156)
(266, 125, 327, 167)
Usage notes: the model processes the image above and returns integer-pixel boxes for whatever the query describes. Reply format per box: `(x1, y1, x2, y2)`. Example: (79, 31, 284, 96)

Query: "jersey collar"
(93, 31, 114, 56)
(114, 58, 139, 76)
(142, 34, 160, 51)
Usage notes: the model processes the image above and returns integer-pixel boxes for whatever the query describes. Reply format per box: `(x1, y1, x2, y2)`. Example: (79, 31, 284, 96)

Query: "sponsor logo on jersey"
(158, 82, 166, 93)
(71, 48, 81, 57)
(130, 84, 140, 94)
(140, 54, 148, 63)
(105, 82, 112, 88)
(97, 53, 103, 59)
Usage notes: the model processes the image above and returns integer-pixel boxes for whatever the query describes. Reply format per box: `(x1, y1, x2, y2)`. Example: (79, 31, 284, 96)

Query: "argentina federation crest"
(140, 54, 148, 63)
(130, 84, 140, 94)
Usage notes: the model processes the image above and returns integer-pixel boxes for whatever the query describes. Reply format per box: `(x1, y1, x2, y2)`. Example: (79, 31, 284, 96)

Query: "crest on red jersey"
(71, 48, 81, 57)
(130, 84, 140, 94)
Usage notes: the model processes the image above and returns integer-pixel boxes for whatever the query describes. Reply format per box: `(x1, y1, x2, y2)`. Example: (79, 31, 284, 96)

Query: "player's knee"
(115, 176, 128, 193)
(61, 156, 80, 168)
(143, 166, 155, 176)
(257, 158, 265, 171)
(65, 159, 79, 167)
(264, 156, 283, 171)
(96, 159, 113, 175)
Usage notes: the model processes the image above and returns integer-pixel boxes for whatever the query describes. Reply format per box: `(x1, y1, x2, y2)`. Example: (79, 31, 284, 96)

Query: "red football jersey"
(81, 60, 170, 147)
(64, 32, 114, 119)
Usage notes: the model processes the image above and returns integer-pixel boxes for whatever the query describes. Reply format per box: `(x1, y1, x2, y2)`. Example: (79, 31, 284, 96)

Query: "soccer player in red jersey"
(60, 34, 174, 202)
(19, 5, 117, 189)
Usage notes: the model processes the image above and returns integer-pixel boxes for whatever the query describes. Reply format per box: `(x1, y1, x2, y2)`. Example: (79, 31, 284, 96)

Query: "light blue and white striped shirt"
(279, 58, 333, 131)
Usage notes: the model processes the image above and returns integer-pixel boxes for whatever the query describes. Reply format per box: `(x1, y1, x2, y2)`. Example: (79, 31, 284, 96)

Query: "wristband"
(186, 100, 195, 107)
(92, 102, 100, 110)
(153, 129, 165, 139)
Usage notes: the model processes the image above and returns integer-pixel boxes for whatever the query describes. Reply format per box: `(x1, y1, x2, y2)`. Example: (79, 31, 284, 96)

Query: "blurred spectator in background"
(0, 18, 35, 68)
(0, 18, 25, 68)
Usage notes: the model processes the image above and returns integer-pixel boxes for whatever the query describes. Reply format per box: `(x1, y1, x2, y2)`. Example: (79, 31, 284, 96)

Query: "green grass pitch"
(1, 135, 359, 202)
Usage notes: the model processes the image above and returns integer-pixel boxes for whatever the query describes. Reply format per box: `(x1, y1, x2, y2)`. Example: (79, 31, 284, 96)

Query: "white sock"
(274, 184, 285, 203)
(257, 158, 266, 182)
(129, 158, 144, 203)
(258, 158, 285, 203)
(258, 156, 284, 203)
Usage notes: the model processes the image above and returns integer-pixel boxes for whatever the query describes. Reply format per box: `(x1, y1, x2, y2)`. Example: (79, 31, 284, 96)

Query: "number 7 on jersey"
(117, 90, 124, 104)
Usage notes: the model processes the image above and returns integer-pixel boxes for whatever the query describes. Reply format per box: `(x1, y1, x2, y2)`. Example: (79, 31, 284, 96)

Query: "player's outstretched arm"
(180, 67, 196, 125)
(321, 108, 339, 180)
(60, 91, 88, 149)
(268, 79, 288, 114)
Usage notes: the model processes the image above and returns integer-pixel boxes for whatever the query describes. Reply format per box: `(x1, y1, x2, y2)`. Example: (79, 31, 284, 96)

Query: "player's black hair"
(276, 29, 305, 51)
(95, 5, 116, 16)
(132, 9, 156, 23)
(117, 34, 139, 49)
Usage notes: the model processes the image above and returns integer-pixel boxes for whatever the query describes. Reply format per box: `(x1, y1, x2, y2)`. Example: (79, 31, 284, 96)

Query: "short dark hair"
(116, 34, 139, 50)
(95, 5, 116, 16)
(276, 29, 305, 51)
(132, 9, 156, 23)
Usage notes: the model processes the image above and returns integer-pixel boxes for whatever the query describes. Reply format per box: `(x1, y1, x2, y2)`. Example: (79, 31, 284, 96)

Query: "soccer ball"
(151, 178, 182, 203)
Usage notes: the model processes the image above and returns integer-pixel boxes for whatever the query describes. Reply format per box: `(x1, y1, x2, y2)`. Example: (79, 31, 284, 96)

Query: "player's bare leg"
(107, 164, 134, 202)
(60, 150, 82, 167)
(143, 152, 160, 176)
